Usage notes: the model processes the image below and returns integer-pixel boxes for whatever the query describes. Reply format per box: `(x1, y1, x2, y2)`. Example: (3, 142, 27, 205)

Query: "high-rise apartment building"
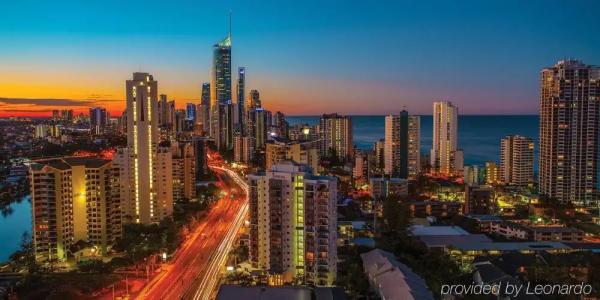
(233, 135, 254, 164)
(265, 140, 320, 173)
(500, 135, 534, 187)
(430, 101, 463, 176)
(158, 94, 168, 128)
(237, 67, 246, 135)
(174, 109, 186, 133)
(194, 137, 209, 180)
(353, 150, 369, 184)
(89, 107, 108, 135)
(539, 60, 600, 204)
(113, 72, 173, 224)
(249, 162, 337, 286)
(210, 31, 233, 150)
(172, 141, 196, 202)
(247, 89, 261, 111)
(319, 113, 353, 162)
(30, 157, 121, 262)
(463, 165, 481, 186)
(384, 111, 420, 179)
(199, 83, 211, 133)
(485, 161, 500, 185)
(407, 116, 421, 179)
(248, 108, 267, 150)
(373, 139, 385, 172)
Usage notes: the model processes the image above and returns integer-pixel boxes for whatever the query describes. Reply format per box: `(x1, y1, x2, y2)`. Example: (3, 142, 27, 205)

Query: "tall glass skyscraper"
(210, 31, 233, 150)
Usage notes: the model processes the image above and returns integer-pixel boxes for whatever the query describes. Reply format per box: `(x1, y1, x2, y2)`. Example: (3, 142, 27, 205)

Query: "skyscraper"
(89, 107, 108, 135)
(158, 94, 168, 128)
(30, 157, 121, 261)
(384, 111, 409, 178)
(248, 108, 267, 149)
(249, 162, 337, 286)
(200, 83, 211, 133)
(233, 135, 254, 164)
(408, 115, 421, 179)
(319, 113, 353, 162)
(114, 72, 173, 224)
(194, 137, 209, 180)
(539, 60, 600, 204)
(237, 67, 246, 134)
(210, 28, 233, 150)
(430, 101, 463, 176)
(167, 100, 176, 131)
(186, 103, 196, 124)
(247, 89, 261, 110)
(500, 135, 534, 187)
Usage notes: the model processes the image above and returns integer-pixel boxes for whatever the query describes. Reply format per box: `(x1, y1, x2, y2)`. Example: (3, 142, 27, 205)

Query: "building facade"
(384, 111, 420, 179)
(539, 60, 600, 204)
(210, 33, 234, 150)
(30, 157, 121, 262)
(113, 72, 173, 224)
(430, 101, 463, 176)
(319, 113, 353, 162)
(265, 140, 320, 173)
(249, 162, 337, 286)
(500, 135, 534, 187)
(172, 141, 196, 202)
(89, 107, 108, 135)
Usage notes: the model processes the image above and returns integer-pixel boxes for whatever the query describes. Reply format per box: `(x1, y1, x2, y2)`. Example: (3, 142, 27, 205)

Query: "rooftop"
(410, 225, 469, 236)
(361, 249, 434, 300)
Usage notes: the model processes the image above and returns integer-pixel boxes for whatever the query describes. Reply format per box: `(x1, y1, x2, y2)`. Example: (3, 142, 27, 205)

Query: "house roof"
(361, 249, 434, 300)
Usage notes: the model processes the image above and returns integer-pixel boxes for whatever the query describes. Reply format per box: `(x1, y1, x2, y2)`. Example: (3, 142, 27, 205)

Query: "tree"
(9, 232, 38, 273)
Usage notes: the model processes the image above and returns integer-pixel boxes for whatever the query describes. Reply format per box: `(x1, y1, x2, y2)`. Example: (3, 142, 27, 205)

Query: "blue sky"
(1, 0, 599, 115)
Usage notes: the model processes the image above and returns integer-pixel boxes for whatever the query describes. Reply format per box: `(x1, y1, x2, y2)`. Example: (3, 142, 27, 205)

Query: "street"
(136, 161, 248, 300)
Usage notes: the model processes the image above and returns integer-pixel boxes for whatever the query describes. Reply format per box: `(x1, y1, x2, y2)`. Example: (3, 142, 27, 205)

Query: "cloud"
(0, 97, 95, 107)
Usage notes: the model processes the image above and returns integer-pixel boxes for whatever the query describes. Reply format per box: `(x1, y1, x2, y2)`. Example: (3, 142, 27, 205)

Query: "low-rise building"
(361, 249, 434, 300)
(407, 200, 462, 218)
(369, 177, 408, 199)
(490, 221, 584, 242)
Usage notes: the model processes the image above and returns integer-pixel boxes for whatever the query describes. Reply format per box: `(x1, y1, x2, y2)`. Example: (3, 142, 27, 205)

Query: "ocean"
(287, 115, 539, 166)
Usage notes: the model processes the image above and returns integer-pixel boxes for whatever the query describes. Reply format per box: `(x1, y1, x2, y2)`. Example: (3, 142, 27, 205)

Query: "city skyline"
(2, 0, 600, 117)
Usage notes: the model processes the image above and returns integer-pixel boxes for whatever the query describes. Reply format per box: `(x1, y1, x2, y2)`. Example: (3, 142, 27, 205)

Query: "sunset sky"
(1, 0, 599, 117)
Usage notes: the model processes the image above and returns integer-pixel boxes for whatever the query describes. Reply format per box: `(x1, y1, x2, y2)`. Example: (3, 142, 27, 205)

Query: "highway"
(136, 160, 248, 300)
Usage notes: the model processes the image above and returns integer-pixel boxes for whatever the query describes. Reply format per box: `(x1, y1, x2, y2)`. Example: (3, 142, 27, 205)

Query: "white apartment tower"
(500, 135, 534, 187)
(114, 72, 173, 224)
(430, 101, 463, 176)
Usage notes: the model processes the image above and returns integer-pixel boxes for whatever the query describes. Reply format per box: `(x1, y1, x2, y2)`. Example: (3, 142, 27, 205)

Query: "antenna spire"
(228, 11, 232, 40)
